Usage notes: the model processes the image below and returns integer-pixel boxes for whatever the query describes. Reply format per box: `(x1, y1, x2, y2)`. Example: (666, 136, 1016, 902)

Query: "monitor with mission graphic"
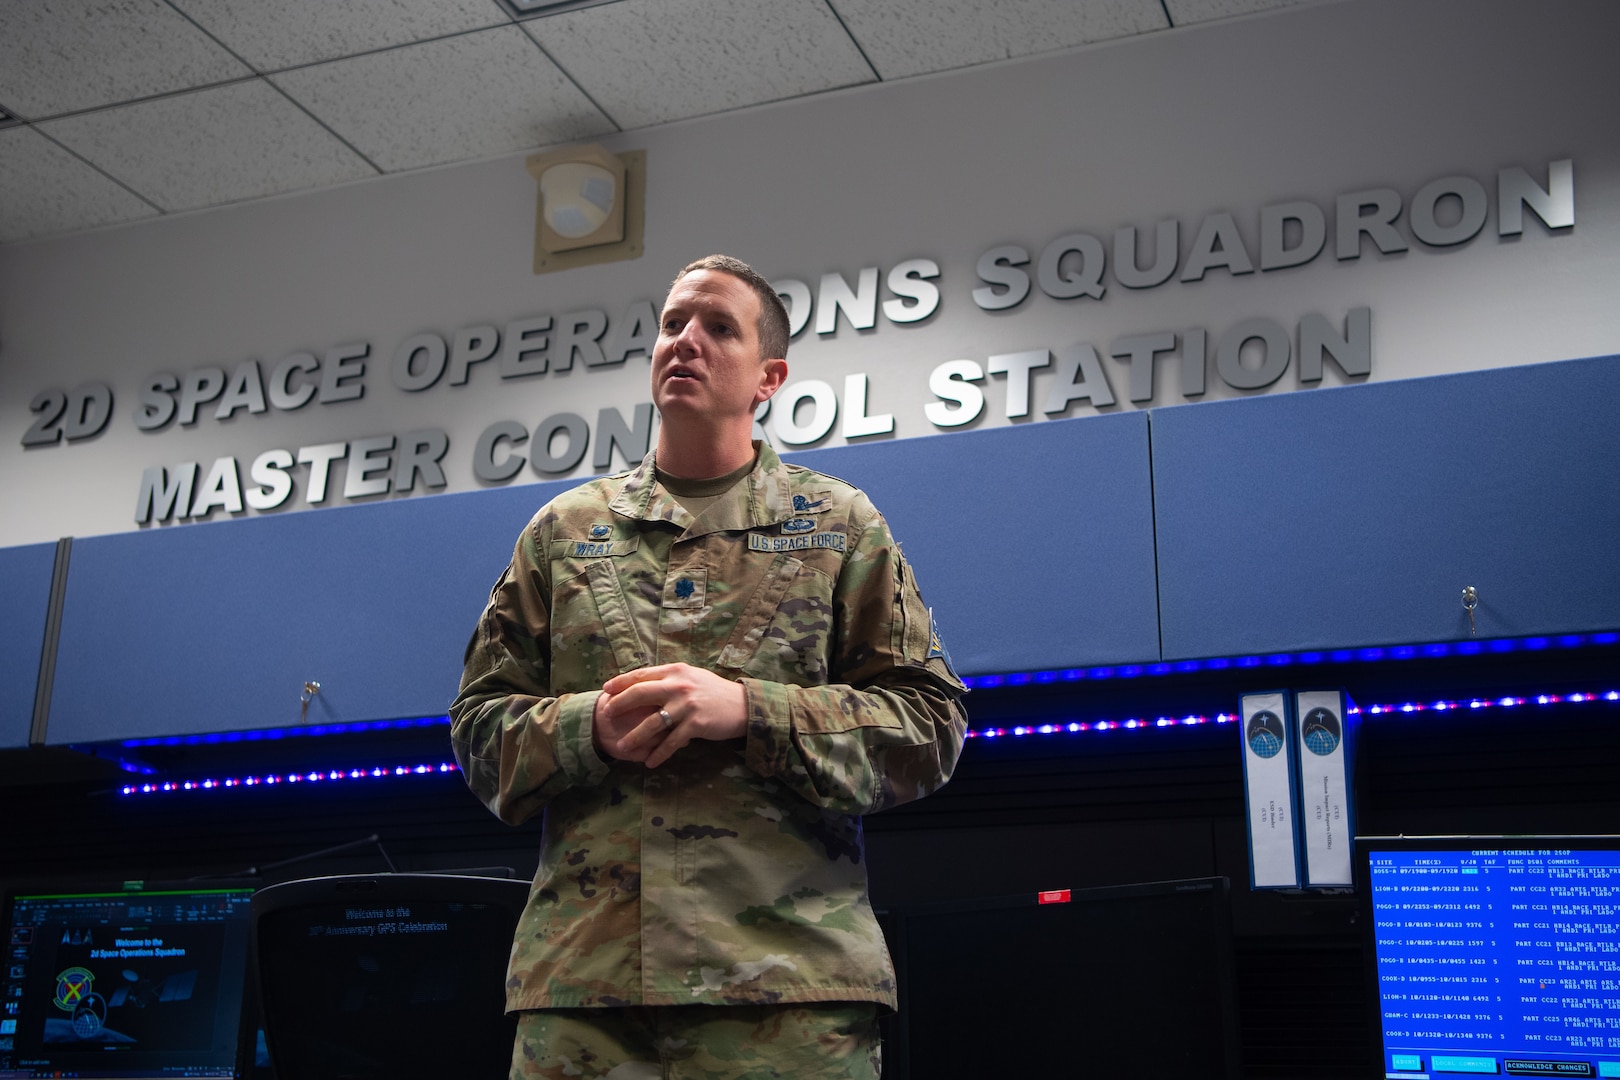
(0, 880, 256, 1079)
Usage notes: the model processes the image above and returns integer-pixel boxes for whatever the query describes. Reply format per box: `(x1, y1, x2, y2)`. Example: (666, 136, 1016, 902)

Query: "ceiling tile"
(832, 0, 1167, 80)
(38, 80, 377, 212)
(526, 0, 876, 129)
(172, 0, 509, 72)
(272, 25, 614, 173)
(0, 127, 157, 243)
(1163, 0, 1305, 26)
(0, 0, 250, 120)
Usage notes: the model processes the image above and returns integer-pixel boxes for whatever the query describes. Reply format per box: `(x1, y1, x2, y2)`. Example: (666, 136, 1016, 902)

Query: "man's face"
(651, 269, 783, 425)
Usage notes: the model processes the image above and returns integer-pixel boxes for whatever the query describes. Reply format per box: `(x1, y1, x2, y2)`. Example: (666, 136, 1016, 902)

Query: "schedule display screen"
(1360, 837, 1620, 1079)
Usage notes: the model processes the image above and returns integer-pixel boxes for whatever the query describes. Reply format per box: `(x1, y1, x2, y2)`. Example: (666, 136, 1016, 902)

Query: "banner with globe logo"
(1294, 689, 1358, 887)
(1240, 691, 1302, 888)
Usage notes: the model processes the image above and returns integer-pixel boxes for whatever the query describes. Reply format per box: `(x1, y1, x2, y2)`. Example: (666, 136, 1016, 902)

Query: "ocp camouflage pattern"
(451, 443, 967, 1012)
(511, 1002, 881, 1080)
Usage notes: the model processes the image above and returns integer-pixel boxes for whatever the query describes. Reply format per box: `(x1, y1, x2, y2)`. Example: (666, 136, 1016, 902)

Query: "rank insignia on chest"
(662, 568, 706, 608)
(781, 518, 816, 534)
(791, 491, 833, 514)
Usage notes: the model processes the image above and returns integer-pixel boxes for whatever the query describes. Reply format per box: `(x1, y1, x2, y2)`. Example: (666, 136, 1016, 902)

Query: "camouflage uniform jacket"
(451, 443, 967, 1012)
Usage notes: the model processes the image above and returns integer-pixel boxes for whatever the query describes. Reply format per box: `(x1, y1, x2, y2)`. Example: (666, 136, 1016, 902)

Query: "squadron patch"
(749, 532, 845, 553)
(791, 492, 833, 514)
(926, 606, 961, 681)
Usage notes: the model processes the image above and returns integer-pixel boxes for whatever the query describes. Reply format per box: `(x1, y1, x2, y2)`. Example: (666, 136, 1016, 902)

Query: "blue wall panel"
(48, 352, 1618, 743)
(48, 411, 1160, 743)
(1152, 354, 1620, 659)
(0, 542, 58, 749)
(48, 480, 577, 744)
(796, 412, 1160, 675)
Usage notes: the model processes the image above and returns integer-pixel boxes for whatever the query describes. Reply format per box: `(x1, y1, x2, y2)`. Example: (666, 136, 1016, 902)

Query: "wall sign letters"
(11, 159, 1576, 527)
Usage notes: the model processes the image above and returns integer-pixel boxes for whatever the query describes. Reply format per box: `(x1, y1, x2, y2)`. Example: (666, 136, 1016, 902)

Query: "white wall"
(2, 0, 1616, 548)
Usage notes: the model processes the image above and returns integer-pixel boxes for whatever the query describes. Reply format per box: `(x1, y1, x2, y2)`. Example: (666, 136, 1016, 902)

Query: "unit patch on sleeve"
(927, 606, 961, 681)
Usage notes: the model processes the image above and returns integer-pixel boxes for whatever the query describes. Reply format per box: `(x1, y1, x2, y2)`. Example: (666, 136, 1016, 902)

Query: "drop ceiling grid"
(271, 25, 616, 173)
(526, 0, 878, 130)
(0, 0, 1312, 244)
(0, 126, 159, 243)
(38, 80, 378, 213)
(170, 0, 512, 72)
(829, 0, 1170, 80)
(0, 0, 250, 120)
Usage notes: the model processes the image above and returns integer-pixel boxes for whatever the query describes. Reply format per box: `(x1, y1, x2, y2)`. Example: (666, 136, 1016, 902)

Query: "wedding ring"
(659, 708, 674, 730)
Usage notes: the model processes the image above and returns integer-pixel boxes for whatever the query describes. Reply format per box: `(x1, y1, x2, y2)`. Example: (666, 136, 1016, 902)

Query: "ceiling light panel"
(39, 80, 376, 212)
(170, 0, 508, 72)
(527, 0, 875, 130)
(832, 0, 1168, 80)
(271, 25, 615, 173)
(0, 127, 157, 243)
(0, 0, 250, 119)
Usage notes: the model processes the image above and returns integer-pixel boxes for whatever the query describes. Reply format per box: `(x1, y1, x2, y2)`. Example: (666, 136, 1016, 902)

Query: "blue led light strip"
(964, 689, 1619, 741)
(110, 632, 1619, 751)
(115, 690, 1620, 795)
(1358, 690, 1620, 716)
(961, 630, 1620, 690)
(968, 714, 1240, 739)
(118, 762, 459, 797)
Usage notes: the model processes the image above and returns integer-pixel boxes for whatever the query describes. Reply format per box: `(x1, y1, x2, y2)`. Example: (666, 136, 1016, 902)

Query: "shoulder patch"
(927, 607, 960, 681)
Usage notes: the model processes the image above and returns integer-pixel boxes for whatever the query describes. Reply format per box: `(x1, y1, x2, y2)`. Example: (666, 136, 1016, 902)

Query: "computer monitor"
(251, 873, 529, 1080)
(1356, 834, 1620, 1079)
(0, 879, 257, 1079)
(878, 877, 1240, 1080)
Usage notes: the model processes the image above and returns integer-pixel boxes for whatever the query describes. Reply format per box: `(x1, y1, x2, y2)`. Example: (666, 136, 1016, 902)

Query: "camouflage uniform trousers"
(511, 1003, 881, 1080)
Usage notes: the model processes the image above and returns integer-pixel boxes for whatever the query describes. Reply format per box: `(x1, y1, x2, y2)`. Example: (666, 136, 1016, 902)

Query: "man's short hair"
(671, 254, 791, 362)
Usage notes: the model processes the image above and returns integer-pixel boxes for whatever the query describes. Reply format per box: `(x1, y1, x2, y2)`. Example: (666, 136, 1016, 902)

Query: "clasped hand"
(591, 663, 748, 769)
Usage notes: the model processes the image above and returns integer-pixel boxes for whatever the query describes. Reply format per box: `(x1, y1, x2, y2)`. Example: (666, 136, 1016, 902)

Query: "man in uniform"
(451, 254, 967, 1079)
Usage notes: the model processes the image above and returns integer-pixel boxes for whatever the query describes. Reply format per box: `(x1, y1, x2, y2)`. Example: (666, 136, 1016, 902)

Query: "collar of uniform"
(608, 442, 797, 534)
(609, 451, 691, 529)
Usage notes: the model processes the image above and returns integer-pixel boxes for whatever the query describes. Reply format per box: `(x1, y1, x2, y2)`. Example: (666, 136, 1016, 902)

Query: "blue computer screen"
(1361, 837, 1620, 1080)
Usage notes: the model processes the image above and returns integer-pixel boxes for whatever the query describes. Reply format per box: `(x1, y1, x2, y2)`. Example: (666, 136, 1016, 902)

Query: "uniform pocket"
(719, 555, 838, 685)
(549, 560, 650, 685)
(584, 559, 651, 673)
(717, 553, 801, 672)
